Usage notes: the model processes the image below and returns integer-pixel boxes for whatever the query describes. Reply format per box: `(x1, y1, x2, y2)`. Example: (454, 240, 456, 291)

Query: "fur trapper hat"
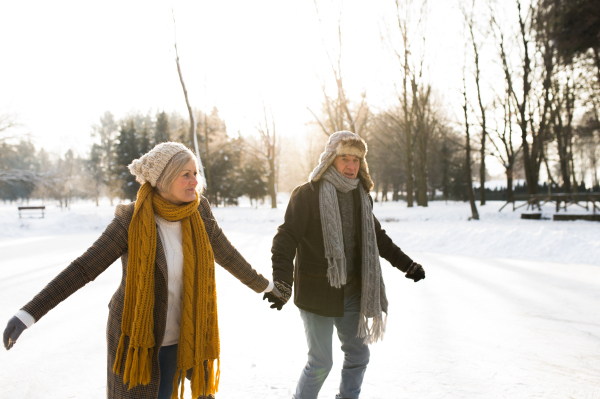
(309, 131, 374, 191)
(128, 142, 191, 187)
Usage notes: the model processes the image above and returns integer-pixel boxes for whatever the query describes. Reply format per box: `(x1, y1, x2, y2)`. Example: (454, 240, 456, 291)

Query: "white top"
(155, 215, 185, 346)
(15, 215, 275, 340)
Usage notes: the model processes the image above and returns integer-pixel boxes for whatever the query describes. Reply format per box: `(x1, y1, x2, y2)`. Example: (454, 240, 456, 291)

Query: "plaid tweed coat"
(21, 196, 269, 399)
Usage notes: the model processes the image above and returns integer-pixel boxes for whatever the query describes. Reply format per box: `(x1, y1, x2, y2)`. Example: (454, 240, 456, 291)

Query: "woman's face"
(160, 158, 199, 205)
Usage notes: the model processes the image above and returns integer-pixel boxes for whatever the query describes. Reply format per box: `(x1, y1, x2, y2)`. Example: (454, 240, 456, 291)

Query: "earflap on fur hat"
(309, 131, 374, 191)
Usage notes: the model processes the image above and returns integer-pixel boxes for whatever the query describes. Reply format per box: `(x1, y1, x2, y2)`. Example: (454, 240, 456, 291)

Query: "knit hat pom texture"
(128, 142, 190, 187)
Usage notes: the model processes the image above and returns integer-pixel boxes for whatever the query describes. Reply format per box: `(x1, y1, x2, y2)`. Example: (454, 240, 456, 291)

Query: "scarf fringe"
(171, 359, 220, 399)
(112, 337, 154, 390)
(326, 257, 347, 288)
(113, 334, 126, 375)
(358, 313, 387, 345)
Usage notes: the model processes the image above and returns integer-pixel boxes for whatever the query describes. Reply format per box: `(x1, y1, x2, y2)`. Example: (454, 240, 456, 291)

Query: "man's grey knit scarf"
(320, 167, 388, 344)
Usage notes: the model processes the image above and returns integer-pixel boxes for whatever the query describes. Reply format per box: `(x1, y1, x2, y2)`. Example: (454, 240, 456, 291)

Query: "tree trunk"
(514, 0, 537, 196)
(392, 179, 400, 202)
(467, 12, 487, 205)
(405, 149, 414, 207)
(465, 132, 479, 219)
(203, 110, 212, 201)
(480, 136, 486, 204)
(403, 29, 414, 208)
(506, 166, 514, 203)
(382, 181, 388, 202)
(463, 76, 479, 220)
(268, 157, 277, 208)
(416, 171, 428, 206)
(593, 47, 600, 88)
(172, 18, 206, 190)
(555, 115, 572, 193)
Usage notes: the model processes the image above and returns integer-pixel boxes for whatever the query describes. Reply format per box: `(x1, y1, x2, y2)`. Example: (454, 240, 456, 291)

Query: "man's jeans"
(294, 293, 370, 399)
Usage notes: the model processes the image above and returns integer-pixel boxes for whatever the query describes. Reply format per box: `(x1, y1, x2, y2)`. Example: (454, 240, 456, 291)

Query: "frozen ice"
(1, 198, 599, 398)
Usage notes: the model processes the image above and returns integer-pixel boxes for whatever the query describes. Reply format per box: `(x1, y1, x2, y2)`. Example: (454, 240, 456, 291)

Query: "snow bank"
(1, 197, 599, 399)
(1, 197, 598, 266)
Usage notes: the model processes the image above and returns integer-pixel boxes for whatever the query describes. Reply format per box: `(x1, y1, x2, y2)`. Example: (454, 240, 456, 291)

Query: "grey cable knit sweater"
(337, 190, 361, 297)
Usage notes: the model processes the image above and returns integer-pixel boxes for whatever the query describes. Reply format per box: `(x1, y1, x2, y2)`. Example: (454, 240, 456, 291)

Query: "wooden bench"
(553, 214, 600, 222)
(18, 206, 45, 218)
(500, 193, 600, 214)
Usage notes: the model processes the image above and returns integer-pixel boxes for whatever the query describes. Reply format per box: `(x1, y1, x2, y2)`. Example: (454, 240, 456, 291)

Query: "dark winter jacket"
(271, 180, 414, 317)
(21, 198, 268, 399)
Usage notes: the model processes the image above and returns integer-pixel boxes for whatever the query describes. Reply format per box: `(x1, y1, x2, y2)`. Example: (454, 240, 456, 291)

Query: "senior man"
(264, 131, 425, 399)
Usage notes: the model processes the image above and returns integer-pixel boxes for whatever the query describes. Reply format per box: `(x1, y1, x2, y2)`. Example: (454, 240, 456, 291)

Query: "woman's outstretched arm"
(19, 204, 131, 324)
(198, 197, 269, 293)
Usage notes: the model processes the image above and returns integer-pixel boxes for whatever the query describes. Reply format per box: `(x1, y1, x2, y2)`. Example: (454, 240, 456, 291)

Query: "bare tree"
(370, 109, 409, 201)
(253, 103, 279, 208)
(489, 85, 522, 205)
(172, 10, 207, 189)
(0, 112, 20, 142)
(551, 64, 576, 193)
(412, 83, 439, 206)
(462, 0, 489, 205)
(395, 0, 416, 206)
(375, 0, 430, 207)
(491, 0, 554, 195)
(308, 1, 369, 137)
(462, 70, 480, 220)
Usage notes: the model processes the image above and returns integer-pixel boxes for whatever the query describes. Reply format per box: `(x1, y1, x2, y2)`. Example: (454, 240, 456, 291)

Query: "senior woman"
(3, 142, 280, 399)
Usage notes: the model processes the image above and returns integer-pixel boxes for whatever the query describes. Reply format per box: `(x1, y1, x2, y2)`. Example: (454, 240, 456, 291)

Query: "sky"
(1, 0, 509, 173)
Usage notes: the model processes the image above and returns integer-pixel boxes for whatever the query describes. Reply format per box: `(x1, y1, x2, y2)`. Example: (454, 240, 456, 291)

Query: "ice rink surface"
(1, 198, 599, 398)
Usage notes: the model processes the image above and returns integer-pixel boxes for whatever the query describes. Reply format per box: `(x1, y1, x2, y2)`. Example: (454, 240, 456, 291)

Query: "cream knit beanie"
(128, 142, 191, 187)
(309, 131, 374, 191)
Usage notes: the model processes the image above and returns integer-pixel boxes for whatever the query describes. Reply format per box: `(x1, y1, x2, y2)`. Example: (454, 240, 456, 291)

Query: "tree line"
(1, 0, 598, 212)
(0, 109, 269, 207)
(305, 0, 600, 219)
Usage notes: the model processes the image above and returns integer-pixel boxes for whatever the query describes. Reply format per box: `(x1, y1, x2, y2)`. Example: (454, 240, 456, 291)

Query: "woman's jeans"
(294, 293, 370, 399)
(158, 344, 179, 399)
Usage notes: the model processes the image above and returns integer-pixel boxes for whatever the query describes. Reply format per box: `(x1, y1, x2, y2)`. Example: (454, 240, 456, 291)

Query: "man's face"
(333, 154, 360, 179)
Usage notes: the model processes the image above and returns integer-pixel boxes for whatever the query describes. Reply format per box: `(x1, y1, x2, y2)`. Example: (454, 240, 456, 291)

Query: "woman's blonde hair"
(155, 149, 203, 196)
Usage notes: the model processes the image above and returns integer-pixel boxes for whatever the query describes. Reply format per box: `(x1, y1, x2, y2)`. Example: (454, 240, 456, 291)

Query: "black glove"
(405, 262, 425, 282)
(3, 316, 27, 350)
(263, 280, 292, 311)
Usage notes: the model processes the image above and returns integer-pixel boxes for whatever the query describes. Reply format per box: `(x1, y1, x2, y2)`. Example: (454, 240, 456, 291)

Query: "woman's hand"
(3, 316, 27, 350)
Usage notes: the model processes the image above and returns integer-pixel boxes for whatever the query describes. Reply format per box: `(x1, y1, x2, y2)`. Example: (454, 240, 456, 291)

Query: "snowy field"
(1, 197, 599, 398)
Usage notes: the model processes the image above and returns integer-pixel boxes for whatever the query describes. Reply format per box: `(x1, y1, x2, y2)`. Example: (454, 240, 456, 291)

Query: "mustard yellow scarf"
(113, 182, 220, 398)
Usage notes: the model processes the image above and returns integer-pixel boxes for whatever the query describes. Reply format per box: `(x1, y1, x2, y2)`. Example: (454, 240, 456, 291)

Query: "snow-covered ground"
(1, 198, 599, 398)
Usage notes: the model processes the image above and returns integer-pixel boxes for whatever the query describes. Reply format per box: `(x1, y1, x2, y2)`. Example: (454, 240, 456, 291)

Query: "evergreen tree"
(87, 143, 104, 206)
(238, 157, 268, 206)
(0, 140, 38, 202)
(115, 119, 140, 200)
(155, 111, 171, 144)
(91, 111, 120, 203)
(207, 137, 243, 205)
(139, 122, 151, 155)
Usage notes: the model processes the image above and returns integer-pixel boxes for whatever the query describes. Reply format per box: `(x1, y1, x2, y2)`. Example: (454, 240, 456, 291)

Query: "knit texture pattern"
(273, 280, 292, 304)
(337, 190, 360, 297)
(128, 142, 190, 187)
(112, 183, 220, 399)
(320, 167, 388, 344)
